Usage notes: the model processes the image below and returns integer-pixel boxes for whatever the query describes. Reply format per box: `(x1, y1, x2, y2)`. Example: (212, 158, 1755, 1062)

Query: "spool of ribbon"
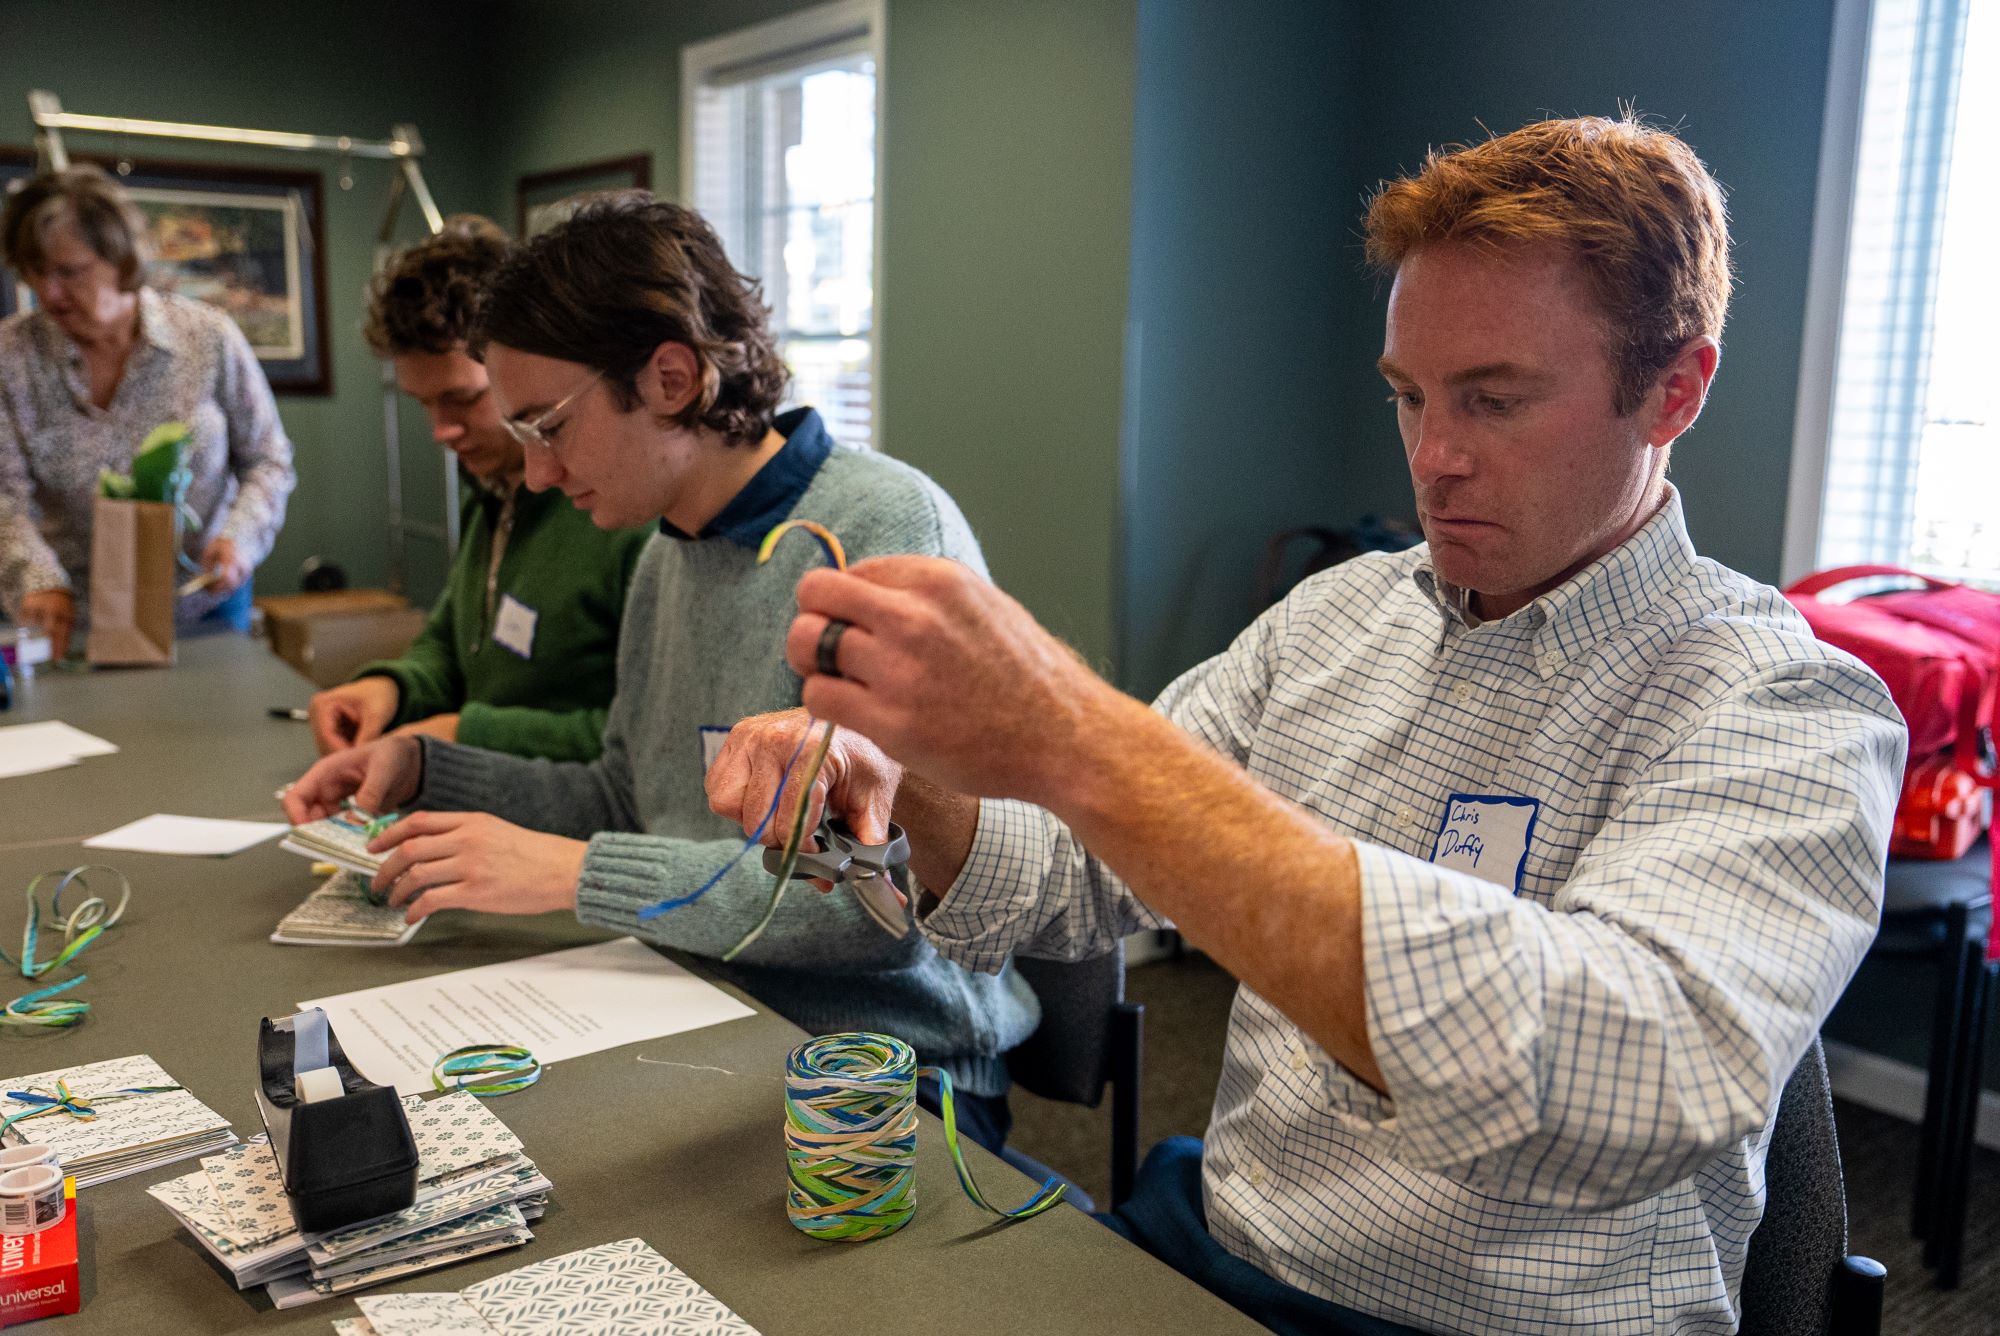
(784, 1032, 1066, 1241)
(431, 1045, 542, 1097)
(0, 866, 131, 1027)
(0, 1080, 185, 1139)
(637, 519, 850, 963)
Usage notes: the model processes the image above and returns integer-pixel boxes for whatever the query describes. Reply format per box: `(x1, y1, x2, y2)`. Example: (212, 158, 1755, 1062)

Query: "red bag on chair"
(1785, 567, 2000, 954)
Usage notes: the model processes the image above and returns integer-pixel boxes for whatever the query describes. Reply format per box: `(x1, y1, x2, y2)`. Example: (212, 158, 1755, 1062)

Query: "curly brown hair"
(1, 164, 150, 291)
(1364, 114, 1732, 416)
(361, 215, 513, 357)
(470, 191, 789, 446)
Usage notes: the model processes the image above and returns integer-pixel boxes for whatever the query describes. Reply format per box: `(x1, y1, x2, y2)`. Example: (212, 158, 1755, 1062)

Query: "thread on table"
(784, 1033, 1066, 1241)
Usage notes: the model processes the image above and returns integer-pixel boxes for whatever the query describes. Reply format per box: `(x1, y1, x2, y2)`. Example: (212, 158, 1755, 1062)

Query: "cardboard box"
(256, 590, 428, 689)
(0, 1177, 79, 1327)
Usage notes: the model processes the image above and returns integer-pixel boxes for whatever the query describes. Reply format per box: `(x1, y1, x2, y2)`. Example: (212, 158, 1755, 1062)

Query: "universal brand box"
(0, 1177, 79, 1327)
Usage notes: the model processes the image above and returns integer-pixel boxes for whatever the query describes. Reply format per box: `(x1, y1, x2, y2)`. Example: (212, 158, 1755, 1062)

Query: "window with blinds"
(1805, 0, 1995, 581)
(684, 0, 883, 451)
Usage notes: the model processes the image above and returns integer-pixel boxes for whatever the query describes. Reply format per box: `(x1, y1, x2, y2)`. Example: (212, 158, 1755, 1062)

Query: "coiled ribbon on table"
(785, 1033, 1067, 1241)
(636, 520, 848, 963)
(0, 866, 131, 1027)
(431, 1045, 542, 1098)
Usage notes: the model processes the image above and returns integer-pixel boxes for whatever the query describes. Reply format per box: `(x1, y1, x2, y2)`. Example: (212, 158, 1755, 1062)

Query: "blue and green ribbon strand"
(431, 1045, 542, 1097)
(638, 519, 851, 963)
(0, 1080, 184, 1139)
(0, 866, 131, 1028)
(784, 1032, 1067, 1241)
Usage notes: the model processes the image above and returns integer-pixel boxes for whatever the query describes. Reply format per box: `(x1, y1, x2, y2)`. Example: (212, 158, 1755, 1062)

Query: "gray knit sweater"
(414, 441, 1039, 1095)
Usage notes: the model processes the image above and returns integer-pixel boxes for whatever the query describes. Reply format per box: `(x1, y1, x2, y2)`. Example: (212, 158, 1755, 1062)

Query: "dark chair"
(1002, 945, 1146, 1210)
(1872, 837, 1995, 1288)
(1738, 1039, 1885, 1336)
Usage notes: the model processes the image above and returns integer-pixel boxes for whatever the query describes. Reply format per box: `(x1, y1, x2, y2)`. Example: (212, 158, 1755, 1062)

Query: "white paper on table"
(300, 937, 757, 1096)
(83, 814, 288, 856)
(0, 720, 117, 778)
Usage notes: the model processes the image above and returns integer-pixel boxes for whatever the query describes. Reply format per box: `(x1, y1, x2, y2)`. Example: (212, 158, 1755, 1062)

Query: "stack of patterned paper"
(282, 811, 392, 879)
(147, 1092, 549, 1305)
(272, 872, 423, 947)
(328, 1238, 760, 1335)
(0, 1054, 237, 1187)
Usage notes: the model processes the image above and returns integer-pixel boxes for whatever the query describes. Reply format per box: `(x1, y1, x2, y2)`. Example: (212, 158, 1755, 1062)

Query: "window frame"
(680, 0, 889, 451)
(1781, 0, 1876, 586)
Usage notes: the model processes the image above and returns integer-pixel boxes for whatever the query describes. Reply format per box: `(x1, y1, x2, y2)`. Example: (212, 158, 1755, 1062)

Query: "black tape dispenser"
(255, 1009, 419, 1233)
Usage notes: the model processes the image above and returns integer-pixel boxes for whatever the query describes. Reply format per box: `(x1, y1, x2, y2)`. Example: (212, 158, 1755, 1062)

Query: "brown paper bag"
(87, 497, 177, 666)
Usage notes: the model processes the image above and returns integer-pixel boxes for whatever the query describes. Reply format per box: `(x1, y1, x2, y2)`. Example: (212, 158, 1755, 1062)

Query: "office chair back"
(1006, 944, 1146, 1206)
(1738, 1038, 1883, 1336)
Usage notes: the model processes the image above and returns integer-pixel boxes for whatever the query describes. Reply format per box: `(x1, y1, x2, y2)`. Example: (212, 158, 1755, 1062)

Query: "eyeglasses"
(500, 368, 604, 452)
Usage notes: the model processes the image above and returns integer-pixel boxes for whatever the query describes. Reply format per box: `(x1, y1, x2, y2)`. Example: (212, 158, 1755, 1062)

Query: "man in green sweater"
(282, 194, 1037, 1149)
(307, 217, 648, 761)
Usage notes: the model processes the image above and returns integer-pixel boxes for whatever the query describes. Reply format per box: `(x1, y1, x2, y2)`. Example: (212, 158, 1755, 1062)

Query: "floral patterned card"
(462, 1238, 759, 1335)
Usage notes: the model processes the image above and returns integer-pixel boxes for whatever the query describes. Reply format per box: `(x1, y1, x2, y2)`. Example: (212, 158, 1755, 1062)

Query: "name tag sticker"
(493, 594, 538, 659)
(700, 725, 732, 772)
(1430, 794, 1540, 893)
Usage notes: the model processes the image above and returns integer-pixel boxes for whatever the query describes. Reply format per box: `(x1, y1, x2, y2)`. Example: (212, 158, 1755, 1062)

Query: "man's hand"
(309, 677, 401, 754)
(783, 557, 1112, 807)
(366, 812, 585, 923)
(707, 708, 904, 847)
(281, 736, 424, 824)
(20, 589, 74, 661)
(391, 713, 460, 745)
(201, 536, 251, 594)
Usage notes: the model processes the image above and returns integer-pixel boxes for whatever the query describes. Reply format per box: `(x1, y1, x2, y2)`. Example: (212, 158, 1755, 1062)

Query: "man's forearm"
(1041, 686, 1384, 1091)
(892, 772, 981, 892)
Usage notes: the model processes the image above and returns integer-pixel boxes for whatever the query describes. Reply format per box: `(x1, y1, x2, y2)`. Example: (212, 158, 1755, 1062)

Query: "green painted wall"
(0, 0, 497, 606)
(485, 0, 1136, 670)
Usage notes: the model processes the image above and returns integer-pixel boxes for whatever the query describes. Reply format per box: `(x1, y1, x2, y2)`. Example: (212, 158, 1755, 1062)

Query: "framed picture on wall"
(0, 147, 332, 394)
(516, 153, 653, 239)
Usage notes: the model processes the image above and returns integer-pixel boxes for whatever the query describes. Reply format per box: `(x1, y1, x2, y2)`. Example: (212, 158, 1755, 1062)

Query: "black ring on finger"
(816, 619, 851, 679)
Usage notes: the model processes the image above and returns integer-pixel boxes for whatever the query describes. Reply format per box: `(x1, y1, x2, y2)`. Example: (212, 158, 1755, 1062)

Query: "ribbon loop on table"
(431, 1045, 542, 1097)
(0, 866, 133, 1028)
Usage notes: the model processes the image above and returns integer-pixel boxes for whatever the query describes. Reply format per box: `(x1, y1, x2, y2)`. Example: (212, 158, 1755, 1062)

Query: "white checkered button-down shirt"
(925, 489, 1906, 1334)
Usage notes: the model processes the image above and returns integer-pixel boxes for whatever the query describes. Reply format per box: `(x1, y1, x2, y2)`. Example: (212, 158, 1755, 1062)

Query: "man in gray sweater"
(282, 193, 1037, 1146)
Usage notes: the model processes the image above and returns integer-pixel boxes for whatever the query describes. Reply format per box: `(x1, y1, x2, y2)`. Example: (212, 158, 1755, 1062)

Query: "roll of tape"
(0, 1145, 59, 1174)
(294, 1066, 344, 1104)
(0, 1163, 65, 1235)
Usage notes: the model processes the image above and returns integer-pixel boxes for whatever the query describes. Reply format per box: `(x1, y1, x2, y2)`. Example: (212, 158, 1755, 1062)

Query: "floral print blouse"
(0, 287, 296, 621)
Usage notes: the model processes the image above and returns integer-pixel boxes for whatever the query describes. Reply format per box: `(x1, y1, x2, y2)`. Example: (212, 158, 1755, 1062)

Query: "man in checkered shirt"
(709, 115, 1906, 1334)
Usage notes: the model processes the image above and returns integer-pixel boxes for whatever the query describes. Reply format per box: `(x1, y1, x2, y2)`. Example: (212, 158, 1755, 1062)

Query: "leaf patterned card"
(352, 1292, 497, 1334)
(310, 1229, 532, 1298)
(0, 1054, 234, 1173)
(462, 1238, 759, 1335)
(313, 1165, 548, 1263)
(314, 1205, 525, 1281)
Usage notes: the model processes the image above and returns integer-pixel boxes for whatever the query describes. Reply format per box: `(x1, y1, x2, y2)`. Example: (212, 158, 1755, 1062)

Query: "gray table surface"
(0, 636, 1261, 1333)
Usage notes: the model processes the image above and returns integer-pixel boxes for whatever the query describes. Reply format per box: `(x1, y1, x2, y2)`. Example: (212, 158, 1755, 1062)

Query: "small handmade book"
(0, 1054, 236, 1188)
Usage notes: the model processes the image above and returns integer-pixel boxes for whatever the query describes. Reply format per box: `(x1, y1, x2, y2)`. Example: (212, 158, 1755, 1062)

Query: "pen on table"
(269, 706, 310, 722)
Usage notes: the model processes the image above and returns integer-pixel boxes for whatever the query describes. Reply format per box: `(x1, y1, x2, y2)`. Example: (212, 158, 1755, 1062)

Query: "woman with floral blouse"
(0, 164, 295, 658)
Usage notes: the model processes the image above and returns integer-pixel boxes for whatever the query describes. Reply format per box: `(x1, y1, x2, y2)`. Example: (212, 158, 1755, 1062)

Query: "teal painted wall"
(485, 0, 1136, 670)
(1333, 0, 1839, 587)
(0, 0, 499, 605)
(1119, 0, 1358, 700)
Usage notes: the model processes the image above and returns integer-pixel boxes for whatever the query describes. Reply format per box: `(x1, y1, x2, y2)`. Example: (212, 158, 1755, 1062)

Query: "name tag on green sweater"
(493, 593, 539, 658)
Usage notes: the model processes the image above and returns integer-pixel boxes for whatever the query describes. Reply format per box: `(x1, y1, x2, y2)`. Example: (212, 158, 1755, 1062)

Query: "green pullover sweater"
(355, 481, 648, 761)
